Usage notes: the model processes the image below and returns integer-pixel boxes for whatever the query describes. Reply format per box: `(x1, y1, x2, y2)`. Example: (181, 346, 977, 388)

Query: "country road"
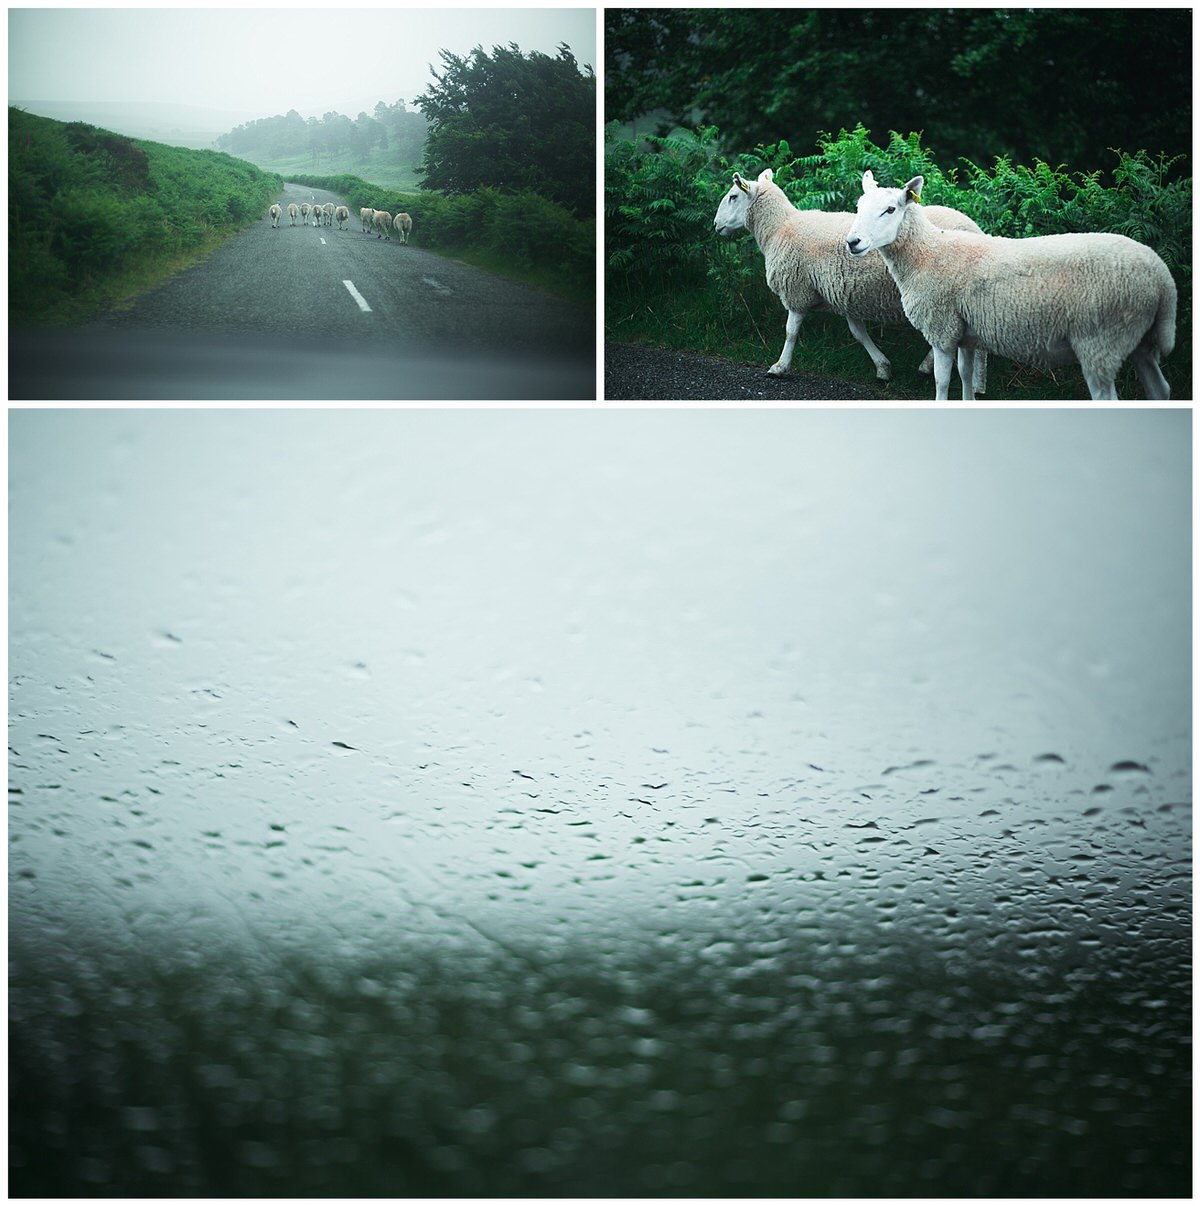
(10, 182, 595, 401)
(604, 342, 893, 401)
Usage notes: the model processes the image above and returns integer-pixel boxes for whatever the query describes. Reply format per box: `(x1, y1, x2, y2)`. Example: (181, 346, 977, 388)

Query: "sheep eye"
(883, 206, 896, 215)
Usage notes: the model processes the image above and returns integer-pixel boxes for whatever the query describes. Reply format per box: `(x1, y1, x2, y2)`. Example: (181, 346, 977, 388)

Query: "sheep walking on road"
(361, 207, 374, 233)
(288, 202, 299, 226)
(845, 172, 1176, 400)
(373, 209, 393, 241)
(300, 202, 311, 224)
(269, 203, 282, 229)
(322, 202, 335, 227)
(335, 205, 350, 231)
(714, 168, 987, 392)
(393, 212, 413, 244)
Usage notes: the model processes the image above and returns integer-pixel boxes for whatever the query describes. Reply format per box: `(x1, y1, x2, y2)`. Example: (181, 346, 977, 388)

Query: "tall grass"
(606, 123, 1192, 399)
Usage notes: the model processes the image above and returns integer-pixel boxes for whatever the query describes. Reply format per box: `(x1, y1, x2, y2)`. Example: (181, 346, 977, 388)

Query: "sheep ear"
(861, 170, 876, 191)
(904, 175, 924, 203)
(758, 168, 773, 184)
(733, 172, 750, 194)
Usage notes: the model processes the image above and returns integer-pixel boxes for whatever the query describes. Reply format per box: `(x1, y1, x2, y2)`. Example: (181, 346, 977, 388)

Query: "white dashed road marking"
(342, 280, 372, 312)
(422, 276, 452, 295)
(320, 237, 327, 245)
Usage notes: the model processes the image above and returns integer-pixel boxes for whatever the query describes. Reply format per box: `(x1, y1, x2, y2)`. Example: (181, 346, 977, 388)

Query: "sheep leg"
(1130, 346, 1171, 400)
(1082, 369, 1118, 400)
(931, 347, 956, 400)
(973, 349, 988, 396)
(768, 310, 805, 376)
(918, 349, 934, 375)
(844, 317, 892, 381)
(956, 347, 976, 401)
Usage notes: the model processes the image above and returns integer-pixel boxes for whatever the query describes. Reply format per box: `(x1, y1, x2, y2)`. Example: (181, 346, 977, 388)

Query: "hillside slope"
(10, 107, 283, 325)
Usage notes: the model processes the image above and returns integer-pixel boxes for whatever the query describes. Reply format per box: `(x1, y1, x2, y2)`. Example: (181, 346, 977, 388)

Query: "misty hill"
(10, 99, 264, 150)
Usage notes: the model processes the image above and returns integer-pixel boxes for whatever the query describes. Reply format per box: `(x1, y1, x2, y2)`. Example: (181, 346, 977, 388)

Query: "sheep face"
(713, 170, 766, 237)
(846, 174, 924, 257)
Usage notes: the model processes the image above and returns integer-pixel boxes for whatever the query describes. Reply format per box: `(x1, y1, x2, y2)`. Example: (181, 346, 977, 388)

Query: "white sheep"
(322, 202, 335, 227)
(392, 212, 413, 244)
(269, 203, 282, 229)
(361, 207, 374, 233)
(288, 202, 299, 226)
(300, 202, 311, 224)
(845, 172, 1176, 400)
(335, 205, 350, 231)
(714, 168, 987, 393)
(373, 209, 393, 241)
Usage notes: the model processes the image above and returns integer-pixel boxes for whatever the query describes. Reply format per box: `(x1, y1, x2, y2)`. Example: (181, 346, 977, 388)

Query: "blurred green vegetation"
(606, 10, 1191, 179)
(290, 170, 594, 310)
(10, 913, 1190, 1196)
(606, 123, 1191, 399)
(10, 107, 283, 325)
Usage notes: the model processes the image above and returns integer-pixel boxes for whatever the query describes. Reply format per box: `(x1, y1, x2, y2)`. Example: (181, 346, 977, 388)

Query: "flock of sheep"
(714, 167, 1177, 400)
(359, 206, 414, 243)
(267, 198, 413, 244)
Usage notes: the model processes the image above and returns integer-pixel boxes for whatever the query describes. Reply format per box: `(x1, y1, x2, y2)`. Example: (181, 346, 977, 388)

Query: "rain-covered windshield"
(9, 407, 1191, 1196)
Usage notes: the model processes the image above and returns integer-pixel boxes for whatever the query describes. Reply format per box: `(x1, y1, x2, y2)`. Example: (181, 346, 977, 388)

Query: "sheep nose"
(846, 236, 863, 255)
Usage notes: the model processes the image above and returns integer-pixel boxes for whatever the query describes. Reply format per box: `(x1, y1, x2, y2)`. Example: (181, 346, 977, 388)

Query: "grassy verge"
(291, 171, 595, 311)
(10, 107, 283, 327)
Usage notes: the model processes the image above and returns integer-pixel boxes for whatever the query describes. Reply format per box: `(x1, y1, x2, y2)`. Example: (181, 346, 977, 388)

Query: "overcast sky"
(9, 6, 597, 121)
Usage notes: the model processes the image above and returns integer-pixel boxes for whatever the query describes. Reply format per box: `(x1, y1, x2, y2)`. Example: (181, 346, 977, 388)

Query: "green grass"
(234, 148, 422, 193)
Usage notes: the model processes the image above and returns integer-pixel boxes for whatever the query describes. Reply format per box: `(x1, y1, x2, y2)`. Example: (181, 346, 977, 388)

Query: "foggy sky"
(8, 6, 597, 122)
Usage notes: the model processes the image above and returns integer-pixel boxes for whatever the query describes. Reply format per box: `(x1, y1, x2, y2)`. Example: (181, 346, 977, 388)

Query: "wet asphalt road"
(604, 342, 890, 401)
(10, 183, 595, 401)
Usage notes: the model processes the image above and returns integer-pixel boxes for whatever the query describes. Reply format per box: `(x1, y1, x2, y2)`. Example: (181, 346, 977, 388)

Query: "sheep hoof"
(767, 363, 787, 376)
(876, 366, 892, 382)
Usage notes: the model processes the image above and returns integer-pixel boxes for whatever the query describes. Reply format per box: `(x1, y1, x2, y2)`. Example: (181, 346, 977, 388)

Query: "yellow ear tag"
(735, 177, 749, 194)
(907, 190, 922, 203)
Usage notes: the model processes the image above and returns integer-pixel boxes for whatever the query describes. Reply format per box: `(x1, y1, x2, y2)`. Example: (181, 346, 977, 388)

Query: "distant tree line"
(606, 9, 1191, 178)
(216, 101, 427, 169)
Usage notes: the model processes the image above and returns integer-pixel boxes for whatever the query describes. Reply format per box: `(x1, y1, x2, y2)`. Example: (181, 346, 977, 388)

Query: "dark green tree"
(414, 42, 595, 215)
(605, 9, 1191, 176)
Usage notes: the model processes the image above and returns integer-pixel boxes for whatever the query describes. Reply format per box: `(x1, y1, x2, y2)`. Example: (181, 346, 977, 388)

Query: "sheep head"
(845, 174, 924, 256)
(714, 169, 772, 237)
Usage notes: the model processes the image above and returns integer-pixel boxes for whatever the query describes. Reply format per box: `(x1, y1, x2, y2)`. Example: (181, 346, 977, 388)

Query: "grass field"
(234, 148, 422, 194)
